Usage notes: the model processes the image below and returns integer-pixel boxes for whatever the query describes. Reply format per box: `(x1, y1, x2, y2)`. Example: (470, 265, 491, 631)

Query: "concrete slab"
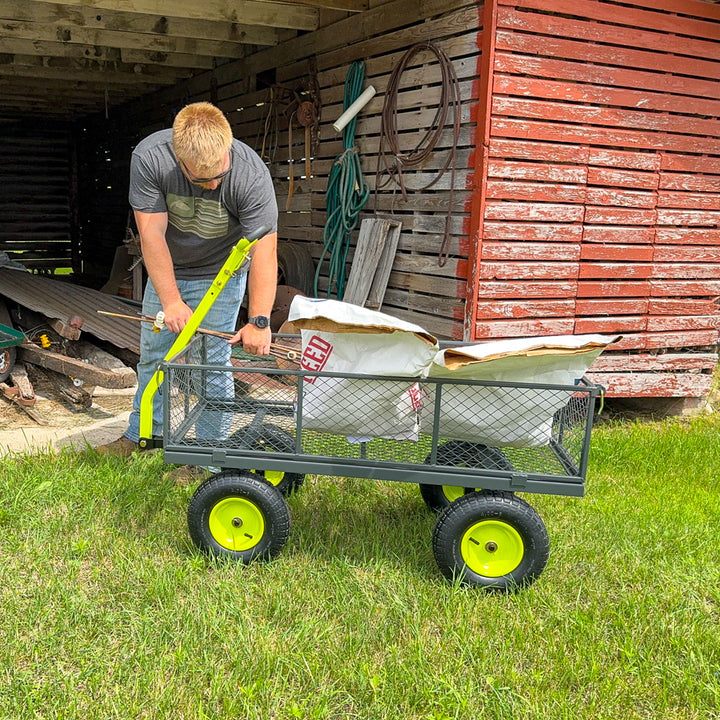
(0, 411, 131, 456)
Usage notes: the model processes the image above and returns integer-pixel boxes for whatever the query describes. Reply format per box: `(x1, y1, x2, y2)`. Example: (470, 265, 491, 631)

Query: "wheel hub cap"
(461, 520, 524, 577)
(208, 497, 264, 551)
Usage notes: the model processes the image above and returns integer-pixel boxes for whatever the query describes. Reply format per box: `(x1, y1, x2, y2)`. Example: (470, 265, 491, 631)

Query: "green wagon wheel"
(187, 470, 290, 563)
(432, 490, 549, 591)
(229, 424, 305, 496)
(420, 441, 514, 513)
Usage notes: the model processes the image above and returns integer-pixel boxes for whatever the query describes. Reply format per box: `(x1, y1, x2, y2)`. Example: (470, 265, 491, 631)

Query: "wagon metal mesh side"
(161, 337, 601, 497)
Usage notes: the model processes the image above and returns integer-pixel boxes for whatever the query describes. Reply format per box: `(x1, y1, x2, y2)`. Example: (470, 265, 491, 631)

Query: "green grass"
(1, 415, 719, 720)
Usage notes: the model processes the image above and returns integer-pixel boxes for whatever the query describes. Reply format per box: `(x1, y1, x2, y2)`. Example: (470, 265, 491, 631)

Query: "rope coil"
(374, 41, 461, 267)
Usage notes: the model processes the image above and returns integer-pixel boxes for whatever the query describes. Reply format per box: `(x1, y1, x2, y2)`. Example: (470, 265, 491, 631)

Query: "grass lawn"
(0, 413, 718, 719)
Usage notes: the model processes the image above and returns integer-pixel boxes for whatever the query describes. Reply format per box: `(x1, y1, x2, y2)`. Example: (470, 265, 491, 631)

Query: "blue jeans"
(125, 272, 247, 443)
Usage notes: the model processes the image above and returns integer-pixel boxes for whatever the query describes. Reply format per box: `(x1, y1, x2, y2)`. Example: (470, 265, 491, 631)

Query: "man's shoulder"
(230, 138, 267, 171)
(133, 129, 173, 158)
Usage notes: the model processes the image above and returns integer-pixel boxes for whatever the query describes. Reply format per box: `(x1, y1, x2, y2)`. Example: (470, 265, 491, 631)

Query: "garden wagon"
(137, 229, 604, 592)
(0, 322, 25, 383)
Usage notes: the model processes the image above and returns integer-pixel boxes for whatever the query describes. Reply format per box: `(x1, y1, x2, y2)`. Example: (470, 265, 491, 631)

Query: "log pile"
(0, 296, 138, 425)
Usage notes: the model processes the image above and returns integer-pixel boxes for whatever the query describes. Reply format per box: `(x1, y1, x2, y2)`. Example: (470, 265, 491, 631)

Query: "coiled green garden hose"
(315, 60, 370, 299)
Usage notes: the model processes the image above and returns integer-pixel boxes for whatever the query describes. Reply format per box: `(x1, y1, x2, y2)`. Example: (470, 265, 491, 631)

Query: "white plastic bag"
(289, 297, 438, 440)
(422, 334, 619, 447)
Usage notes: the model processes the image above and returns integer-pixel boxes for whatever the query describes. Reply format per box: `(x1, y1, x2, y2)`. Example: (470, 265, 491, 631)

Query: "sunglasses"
(180, 158, 232, 184)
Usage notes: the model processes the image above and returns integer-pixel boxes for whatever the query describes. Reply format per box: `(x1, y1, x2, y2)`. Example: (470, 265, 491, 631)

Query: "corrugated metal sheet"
(0, 268, 140, 355)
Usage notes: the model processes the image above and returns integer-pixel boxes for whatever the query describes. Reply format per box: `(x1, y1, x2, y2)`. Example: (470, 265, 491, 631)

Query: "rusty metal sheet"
(0, 268, 141, 355)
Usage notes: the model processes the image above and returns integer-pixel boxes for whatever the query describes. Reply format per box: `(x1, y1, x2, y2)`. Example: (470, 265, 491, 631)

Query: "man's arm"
(134, 209, 194, 333)
(230, 231, 277, 355)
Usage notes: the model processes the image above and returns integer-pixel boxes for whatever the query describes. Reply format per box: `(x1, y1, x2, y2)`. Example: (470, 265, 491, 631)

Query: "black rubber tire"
(277, 241, 315, 296)
(433, 490, 549, 591)
(229, 423, 305, 496)
(187, 470, 290, 563)
(420, 441, 514, 513)
(0, 346, 16, 383)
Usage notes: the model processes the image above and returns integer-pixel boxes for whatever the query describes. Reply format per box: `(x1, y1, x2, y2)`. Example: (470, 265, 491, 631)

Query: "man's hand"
(162, 299, 194, 334)
(230, 323, 272, 356)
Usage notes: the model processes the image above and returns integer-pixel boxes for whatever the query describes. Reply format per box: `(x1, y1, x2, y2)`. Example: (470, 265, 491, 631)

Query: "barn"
(1, 0, 719, 408)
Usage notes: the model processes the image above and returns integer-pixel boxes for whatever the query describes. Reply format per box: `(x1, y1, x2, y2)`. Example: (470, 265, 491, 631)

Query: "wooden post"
(465, 0, 499, 342)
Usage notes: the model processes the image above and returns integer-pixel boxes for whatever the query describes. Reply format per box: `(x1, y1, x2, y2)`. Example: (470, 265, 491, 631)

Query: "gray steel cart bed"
(147, 334, 603, 592)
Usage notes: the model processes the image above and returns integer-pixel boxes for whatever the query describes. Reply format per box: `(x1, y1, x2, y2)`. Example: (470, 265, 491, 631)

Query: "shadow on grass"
(283, 475, 439, 576)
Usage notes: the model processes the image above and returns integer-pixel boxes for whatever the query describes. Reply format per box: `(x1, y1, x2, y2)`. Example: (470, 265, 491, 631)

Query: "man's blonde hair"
(172, 102, 233, 175)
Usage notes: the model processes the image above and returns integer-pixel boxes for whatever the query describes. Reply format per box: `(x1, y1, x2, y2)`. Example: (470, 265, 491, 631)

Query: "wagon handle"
(138, 226, 271, 446)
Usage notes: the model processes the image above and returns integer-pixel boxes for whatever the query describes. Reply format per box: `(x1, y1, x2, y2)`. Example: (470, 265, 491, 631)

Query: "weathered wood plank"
(655, 228, 720, 245)
(494, 73, 720, 119)
(661, 154, 720, 175)
(575, 298, 649, 315)
(648, 298, 720, 315)
(580, 245, 653, 262)
(656, 209, 720, 226)
(474, 299, 575, 319)
(492, 117, 720, 155)
(476, 280, 578, 298)
(574, 316, 647, 334)
(486, 180, 586, 204)
(484, 201, 584, 222)
(487, 159, 587, 184)
(585, 188, 656, 209)
(657, 191, 720, 210)
(479, 262, 579, 281)
(481, 242, 581, 261)
(649, 263, 720, 280)
(576, 280, 650, 297)
(590, 353, 717, 372)
(483, 222, 583, 242)
(650, 280, 720, 297)
(578, 263, 653, 279)
(584, 371, 714, 398)
(498, 2, 720, 58)
(659, 173, 720, 193)
(493, 97, 720, 139)
(647, 315, 720, 332)
(583, 207, 657, 225)
(611, 330, 719, 351)
(495, 25, 720, 82)
(474, 318, 576, 338)
(587, 167, 659, 190)
(495, 51, 720, 107)
(489, 137, 588, 163)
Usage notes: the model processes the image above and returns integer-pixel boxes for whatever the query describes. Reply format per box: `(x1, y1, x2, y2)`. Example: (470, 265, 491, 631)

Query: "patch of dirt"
(0, 364, 135, 433)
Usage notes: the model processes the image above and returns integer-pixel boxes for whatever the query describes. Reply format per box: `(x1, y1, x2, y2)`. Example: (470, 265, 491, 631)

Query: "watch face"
(250, 315, 270, 329)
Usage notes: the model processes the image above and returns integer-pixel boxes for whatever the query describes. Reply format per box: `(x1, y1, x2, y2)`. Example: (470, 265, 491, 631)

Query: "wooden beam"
(18, 343, 137, 389)
(0, 1, 288, 46)
(0, 21, 252, 60)
(269, 0, 367, 9)
(0, 55, 190, 85)
(37, 0, 320, 31)
(0, 38, 123, 64)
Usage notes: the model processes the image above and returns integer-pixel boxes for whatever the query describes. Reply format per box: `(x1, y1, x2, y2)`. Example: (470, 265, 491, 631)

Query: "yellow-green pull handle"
(138, 226, 270, 444)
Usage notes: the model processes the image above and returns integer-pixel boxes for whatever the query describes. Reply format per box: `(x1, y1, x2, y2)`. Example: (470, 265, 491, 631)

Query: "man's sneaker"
(96, 436, 138, 457)
(165, 465, 210, 485)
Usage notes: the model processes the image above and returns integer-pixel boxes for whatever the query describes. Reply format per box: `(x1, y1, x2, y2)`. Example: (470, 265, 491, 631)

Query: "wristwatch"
(247, 315, 270, 329)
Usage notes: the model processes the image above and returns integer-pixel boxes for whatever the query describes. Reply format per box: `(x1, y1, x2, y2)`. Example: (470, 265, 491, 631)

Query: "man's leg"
(176, 273, 247, 442)
(125, 278, 178, 442)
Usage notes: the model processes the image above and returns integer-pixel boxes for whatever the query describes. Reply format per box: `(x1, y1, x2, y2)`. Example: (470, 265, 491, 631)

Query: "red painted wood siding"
(470, 0, 720, 398)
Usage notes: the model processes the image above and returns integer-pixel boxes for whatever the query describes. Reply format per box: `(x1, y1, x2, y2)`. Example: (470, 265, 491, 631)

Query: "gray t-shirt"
(129, 129, 278, 279)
